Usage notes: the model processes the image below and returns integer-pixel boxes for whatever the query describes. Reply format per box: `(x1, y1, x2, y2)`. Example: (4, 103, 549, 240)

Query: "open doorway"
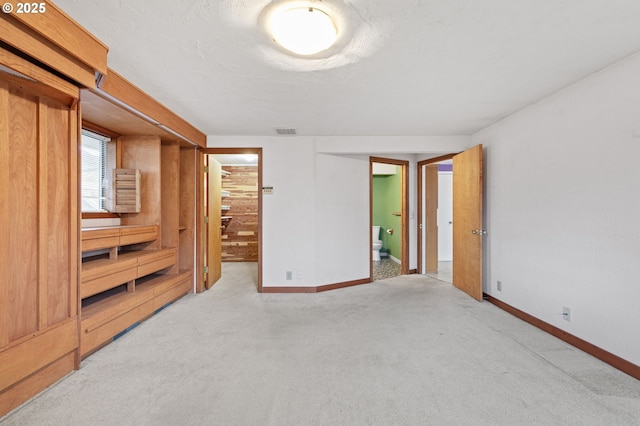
(370, 157, 409, 281)
(203, 148, 263, 292)
(418, 154, 455, 282)
(417, 145, 485, 301)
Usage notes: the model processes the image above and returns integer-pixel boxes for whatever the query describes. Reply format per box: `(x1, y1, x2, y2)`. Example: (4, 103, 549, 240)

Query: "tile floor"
(374, 260, 453, 283)
(372, 258, 401, 281)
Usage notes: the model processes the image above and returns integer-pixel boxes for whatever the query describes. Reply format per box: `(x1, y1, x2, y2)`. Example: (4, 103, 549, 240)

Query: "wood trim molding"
(0, 2, 108, 88)
(8, 1, 108, 75)
(82, 120, 120, 139)
(95, 68, 206, 148)
(204, 148, 260, 155)
(317, 278, 371, 292)
(484, 294, 640, 380)
(202, 147, 264, 292)
(263, 278, 371, 293)
(419, 153, 458, 165)
(370, 156, 407, 166)
(0, 45, 79, 104)
(401, 161, 409, 275)
(369, 159, 374, 281)
(81, 212, 120, 220)
(370, 156, 410, 275)
(416, 154, 457, 277)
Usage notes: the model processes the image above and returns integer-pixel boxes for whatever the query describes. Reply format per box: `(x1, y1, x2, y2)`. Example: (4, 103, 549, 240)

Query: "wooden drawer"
(153, 278, 191, 310)
(119, 225, 158, 246)
(81, 300, 154, 357)
(81, 255, 139, 298)
(137, 248, 176, 277)
(81, 253, 139, 282)
(81, 227, 120, 252)
(81, 225, 159, 253)
(82, 288, 153, 333)
(80, 271, 191, 359)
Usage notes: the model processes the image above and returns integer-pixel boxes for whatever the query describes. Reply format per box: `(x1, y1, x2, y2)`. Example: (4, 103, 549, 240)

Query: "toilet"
(372, 226, 383, 262)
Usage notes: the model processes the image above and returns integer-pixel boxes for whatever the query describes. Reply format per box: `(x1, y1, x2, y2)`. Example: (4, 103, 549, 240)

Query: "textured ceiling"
(56, 0, 640, 137)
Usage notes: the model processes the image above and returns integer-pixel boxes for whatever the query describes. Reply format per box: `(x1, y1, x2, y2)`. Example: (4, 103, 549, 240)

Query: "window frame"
(81, 121, 120, 219)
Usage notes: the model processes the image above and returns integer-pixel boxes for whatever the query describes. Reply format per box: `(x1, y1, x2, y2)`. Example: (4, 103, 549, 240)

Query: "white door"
(437, 172, 453, 261)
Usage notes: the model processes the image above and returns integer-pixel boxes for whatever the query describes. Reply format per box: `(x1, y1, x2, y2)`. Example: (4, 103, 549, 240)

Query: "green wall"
(372, 166, 402, 259)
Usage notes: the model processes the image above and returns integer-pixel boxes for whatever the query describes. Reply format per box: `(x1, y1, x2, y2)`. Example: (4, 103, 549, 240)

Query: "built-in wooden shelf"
(221, 190, 231, 197)
(221, 216, 232, 221)
(221, 205, 231, 211)
(221, 169, 231, 177)
(80, 270, 191, 357)
(82, 225, 158, 252)
(79, 225, 188, 358)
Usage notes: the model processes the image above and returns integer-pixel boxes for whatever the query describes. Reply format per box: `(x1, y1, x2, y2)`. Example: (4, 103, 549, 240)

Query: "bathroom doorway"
(370, 157, 409, 281)
(203, 148, 263, 292)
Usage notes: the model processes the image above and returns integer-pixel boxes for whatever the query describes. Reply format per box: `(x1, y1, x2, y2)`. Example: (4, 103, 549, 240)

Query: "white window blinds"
(81, 130, 110, 212)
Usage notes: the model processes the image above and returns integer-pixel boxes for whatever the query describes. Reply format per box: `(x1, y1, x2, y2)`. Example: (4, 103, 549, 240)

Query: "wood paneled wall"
(119, 136, 162, 250)
(161, 142, 180, 274)
(0, 72, 79, 414)
(221, 166, 258, 262)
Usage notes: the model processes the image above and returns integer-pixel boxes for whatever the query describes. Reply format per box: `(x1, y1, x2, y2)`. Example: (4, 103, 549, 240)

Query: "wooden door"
(452, 144, 484, 301)
(206, 156, 222, 288)
(424, 164, 439, 273)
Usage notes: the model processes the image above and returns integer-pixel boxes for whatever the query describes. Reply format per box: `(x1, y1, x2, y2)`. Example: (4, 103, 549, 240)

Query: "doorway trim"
(417, 153, 456, 275)
(370, 157, 410, 279)
(203, 147, 263, 292)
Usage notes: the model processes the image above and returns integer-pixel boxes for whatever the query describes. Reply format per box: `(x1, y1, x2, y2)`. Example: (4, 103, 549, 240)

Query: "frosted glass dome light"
(271, 7, 338, 55)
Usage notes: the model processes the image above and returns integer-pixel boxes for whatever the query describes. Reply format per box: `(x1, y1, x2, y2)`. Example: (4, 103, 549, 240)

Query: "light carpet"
(2, 263, 639, 425)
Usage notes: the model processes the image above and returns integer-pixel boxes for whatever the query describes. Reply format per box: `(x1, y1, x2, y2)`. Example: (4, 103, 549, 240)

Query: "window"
(81, 130, 110, 212)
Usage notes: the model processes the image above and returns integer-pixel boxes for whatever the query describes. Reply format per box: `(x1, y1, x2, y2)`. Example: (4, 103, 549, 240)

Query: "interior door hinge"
(204, 216, 209, 223)
(204, 266, 209, 274)
(204, 166, 209, 173)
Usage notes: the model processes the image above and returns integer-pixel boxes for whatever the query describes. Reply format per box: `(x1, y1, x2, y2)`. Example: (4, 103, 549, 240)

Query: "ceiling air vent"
(275, 128, 296, 135)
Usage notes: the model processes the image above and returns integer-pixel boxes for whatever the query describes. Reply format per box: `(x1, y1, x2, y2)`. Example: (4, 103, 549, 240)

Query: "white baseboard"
(389, 255, 401, 264)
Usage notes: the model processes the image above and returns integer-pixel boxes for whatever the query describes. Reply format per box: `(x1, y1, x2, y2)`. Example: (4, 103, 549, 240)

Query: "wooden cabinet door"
(0, 57, 80, 415)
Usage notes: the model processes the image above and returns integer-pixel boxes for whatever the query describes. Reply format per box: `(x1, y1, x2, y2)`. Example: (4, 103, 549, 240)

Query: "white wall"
(473, 52, 640, 365)
(437, 172, 453, 261)
(315, 153, 370, 285)
(208, 135, 469, 288)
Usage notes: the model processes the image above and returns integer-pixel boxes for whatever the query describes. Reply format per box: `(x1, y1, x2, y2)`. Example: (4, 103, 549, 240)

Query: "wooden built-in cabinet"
(0, 5, 98, 411)
(78, 136, 197, 358)
(0, 2, 207, 415)
(80, 225, 190, 357)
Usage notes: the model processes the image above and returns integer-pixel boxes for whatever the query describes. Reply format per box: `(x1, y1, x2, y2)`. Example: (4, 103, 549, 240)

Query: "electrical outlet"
(296, 271, 303, 279)
(497, 280, 502, 292)
(562, 306, 571, 322)
(286, 271, 293, 280)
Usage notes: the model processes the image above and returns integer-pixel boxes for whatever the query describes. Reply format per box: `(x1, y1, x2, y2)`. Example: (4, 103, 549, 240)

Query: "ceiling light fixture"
(271, 6, 338, 56)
